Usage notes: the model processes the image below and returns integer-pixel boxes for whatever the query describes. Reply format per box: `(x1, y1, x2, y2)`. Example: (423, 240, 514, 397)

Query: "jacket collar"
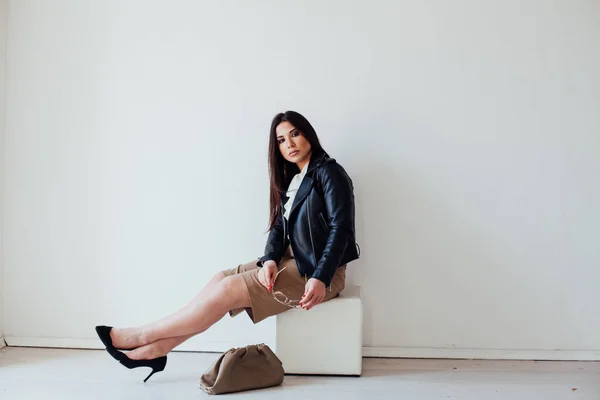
(306, 150, 329, 174)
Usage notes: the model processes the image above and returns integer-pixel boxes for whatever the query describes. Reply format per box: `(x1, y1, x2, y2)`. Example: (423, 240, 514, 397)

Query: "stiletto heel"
(143, 363, 165, 383)
(144, 371, 157, 383)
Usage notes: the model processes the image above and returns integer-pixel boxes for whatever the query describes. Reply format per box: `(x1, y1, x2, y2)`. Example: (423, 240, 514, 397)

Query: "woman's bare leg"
(124, 332, 197, 360)
(111, 273, 251, 355)
(109, 271, 228, 349)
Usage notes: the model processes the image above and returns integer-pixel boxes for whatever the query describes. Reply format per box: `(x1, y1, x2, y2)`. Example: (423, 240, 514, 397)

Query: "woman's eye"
(291, 131, 300, 137)
(278, 139, 285, 144)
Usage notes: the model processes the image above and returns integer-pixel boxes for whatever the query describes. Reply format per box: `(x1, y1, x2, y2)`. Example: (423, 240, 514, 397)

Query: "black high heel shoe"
(107, 346, 167, 383)
(95, 325, 167, 382)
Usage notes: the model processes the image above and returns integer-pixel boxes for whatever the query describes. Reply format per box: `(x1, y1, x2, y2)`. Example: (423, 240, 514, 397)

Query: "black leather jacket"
(258, 151, 360, 287)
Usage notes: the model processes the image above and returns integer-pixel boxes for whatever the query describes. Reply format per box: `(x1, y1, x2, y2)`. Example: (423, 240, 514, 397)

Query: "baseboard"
(4, 337, 245, 353)
(5, 337, 599, 361)
(0, 337, 5, 349)
(362, 347, 600, 361)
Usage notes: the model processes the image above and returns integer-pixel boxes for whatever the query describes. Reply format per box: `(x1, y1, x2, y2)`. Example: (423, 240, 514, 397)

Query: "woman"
(95, 110, 360, 382)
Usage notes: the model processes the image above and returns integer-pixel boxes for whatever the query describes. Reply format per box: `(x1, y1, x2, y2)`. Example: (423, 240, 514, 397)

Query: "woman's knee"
(218, 275, 241, 294)
(218, 276, 250, 307)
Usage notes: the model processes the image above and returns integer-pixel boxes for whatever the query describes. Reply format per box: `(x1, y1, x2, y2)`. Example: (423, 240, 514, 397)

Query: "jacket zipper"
(307, 199, 317, 267)
(307, 198, 330, 290)
(283, 213, 287, 252)
(318, 212, 328, 232)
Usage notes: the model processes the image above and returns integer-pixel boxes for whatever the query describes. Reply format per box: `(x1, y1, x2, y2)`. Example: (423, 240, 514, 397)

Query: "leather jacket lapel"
(288, 176, 313, 218)
(287, 151, 326, 218)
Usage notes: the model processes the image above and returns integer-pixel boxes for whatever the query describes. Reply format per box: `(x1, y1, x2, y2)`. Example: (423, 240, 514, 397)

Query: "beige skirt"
(223, 246, 346, 324)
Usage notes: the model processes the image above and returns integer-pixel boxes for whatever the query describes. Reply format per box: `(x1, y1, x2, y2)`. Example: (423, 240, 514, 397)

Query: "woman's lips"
(289, 150, 299, 157)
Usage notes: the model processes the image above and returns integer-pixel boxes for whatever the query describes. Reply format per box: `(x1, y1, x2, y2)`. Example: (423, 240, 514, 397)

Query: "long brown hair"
(267, 111, 325, 230)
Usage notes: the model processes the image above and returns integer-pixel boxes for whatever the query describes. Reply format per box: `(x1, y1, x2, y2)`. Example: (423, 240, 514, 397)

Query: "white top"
(283, 163, 309, 221)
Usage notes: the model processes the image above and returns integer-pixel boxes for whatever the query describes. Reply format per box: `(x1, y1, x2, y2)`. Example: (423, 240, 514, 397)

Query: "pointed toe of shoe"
(95, 325, 114, 348)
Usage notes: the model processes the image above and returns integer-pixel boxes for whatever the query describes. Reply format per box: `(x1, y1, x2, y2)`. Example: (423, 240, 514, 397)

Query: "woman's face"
(276, 121, 312, 166)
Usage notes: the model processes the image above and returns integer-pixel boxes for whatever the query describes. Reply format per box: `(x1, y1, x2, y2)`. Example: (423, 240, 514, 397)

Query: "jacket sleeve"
(257, 214, 286, 267)
(311, 162, 355, 286)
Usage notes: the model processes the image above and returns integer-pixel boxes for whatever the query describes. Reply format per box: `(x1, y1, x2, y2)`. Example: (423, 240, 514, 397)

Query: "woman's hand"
(258, 260, 278, 292)
(300, 278, 326, 310)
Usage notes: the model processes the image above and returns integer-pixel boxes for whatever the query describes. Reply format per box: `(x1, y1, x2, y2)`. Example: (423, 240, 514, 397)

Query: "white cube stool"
(275, 284, 363, 376)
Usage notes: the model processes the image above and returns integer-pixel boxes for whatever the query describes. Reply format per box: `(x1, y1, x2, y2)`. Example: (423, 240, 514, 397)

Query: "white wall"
(0, 0, 7, 344)
(4, 1, 600, 358)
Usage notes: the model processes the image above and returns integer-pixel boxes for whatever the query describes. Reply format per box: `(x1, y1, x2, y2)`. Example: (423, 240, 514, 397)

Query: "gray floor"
(1, 346, 599, 399)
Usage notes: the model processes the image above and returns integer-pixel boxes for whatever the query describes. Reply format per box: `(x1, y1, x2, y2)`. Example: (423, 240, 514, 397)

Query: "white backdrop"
(0, 0, 7, 342)
(3, 0, 600, 358)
